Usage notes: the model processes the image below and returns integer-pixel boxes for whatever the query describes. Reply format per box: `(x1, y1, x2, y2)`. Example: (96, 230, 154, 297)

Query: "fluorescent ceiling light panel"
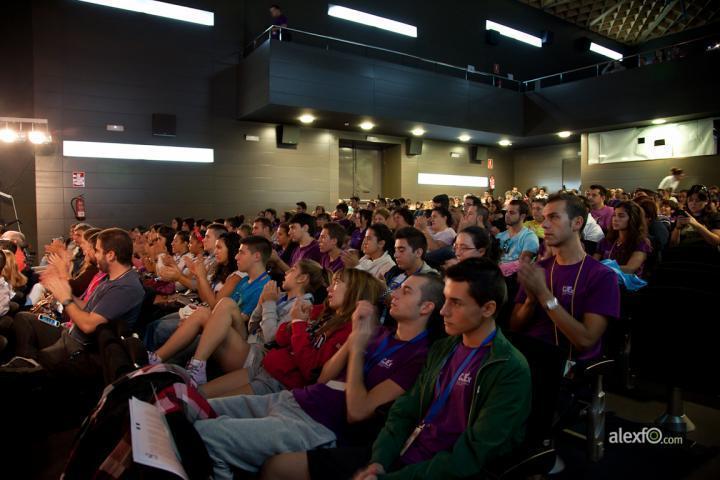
(589, 42, 623, 60)
(485, 20, 541, 48)
(328, 5, 417, 37)
(418, 173, 488, 188)
(77, 0, 214, 26)
(63, 141, 214, 163)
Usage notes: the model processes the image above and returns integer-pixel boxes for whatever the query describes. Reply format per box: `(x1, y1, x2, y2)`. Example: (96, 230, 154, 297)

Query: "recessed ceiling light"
(0, 128, 19, 143)
(298, 114, 315, 124)
(28, 130, 51, 144)
(458, 134, 471, 142)
(359, 121, 375, 131)
(651, 119, 666, 125)
(498, 139, 512, 146)
(557, 131, 571, 138)
(411, 127, 425, 136)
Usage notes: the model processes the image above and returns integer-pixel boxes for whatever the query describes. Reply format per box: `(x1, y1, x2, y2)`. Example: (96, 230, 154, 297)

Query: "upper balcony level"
(232, 27, 720, 146)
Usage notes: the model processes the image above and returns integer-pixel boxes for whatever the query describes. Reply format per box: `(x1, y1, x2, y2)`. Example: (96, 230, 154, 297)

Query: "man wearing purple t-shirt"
(271, 213, 321, 272)
(512, 193, 620, 365)
(353, 258, 530, 480)
(318, 222, 346, 273)
(587, 184, 614, 232)
(193, 274, 444, 477)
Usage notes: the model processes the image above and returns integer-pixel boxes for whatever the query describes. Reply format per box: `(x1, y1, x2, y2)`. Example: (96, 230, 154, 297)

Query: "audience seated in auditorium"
(512, 193, 620, 367)
(587, 185, 614, 233)
(332, 203, 354, 233)
(148, 236, 273, 383)
(414, 207, 456, 252)
(524, 197, 546, 239)
(349, 209, 372, 250)
(594, 201, 652, 277)
(348, 258, 530, 480)
(274, 222, 298, 264)
(1, 247, 29, 304)
(318, 223, 346, 273)
(670, 184, 720, 253)
(384, 228, 438, 298)
(251, 217, 273, 242)
(392, 208, 414, 230)
(635, 196, 670, 255)
(271, 213, 322, 272)
(195, 273, 443, 477)
(373, 208, 391, 227)
(445, 226, 501, 269)
(496, 200, 539, 267)
(341, 223, 396, 278)
(2, 229, 144, 378)
(199, 268, 385, 399)
(144, 226, 235, 351)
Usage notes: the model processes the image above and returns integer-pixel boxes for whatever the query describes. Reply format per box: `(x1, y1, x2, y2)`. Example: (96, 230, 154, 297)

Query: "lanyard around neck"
(422, 329, 496, 426)
(549, 254, 586, 359)
(364, 330, 428, 375)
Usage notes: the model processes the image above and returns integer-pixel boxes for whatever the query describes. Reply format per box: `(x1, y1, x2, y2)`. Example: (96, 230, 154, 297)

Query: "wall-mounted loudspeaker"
(469, 145, 488, 164)
(405, 138, 423, 156)
(276, 125, 299, 147)
(152, 113, 176, 137)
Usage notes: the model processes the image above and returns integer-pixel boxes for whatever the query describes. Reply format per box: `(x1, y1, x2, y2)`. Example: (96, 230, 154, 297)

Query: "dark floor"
(2, 379, 719, 479)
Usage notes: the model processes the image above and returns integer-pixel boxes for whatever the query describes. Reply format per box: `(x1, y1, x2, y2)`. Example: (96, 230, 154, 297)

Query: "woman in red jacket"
(201, 268, 385, 398)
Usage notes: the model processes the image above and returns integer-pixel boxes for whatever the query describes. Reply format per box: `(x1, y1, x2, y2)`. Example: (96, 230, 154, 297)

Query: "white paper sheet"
(129, 397, 189, 480)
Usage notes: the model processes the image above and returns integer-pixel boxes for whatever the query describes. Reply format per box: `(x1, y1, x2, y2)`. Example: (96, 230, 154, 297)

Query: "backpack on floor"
(62, 363, 214, 480)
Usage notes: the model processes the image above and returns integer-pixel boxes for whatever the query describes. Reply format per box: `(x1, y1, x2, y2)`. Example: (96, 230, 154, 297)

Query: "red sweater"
(262, 319, 352, 389)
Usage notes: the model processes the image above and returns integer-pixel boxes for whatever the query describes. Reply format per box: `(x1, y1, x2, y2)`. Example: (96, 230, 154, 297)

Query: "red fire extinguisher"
(71, 195, 86, 221)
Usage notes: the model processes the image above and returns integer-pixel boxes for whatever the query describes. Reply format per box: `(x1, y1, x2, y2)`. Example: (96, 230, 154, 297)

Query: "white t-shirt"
(658, 175, 679, 192)
(357, 251, 396, 278)
(0, 277, 13, 317)
(431, 227, 456, 246)
(583, 214, 605, 243)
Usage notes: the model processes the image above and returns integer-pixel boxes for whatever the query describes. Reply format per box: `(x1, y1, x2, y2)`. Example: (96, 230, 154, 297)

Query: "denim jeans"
(143, 312, 180, 351)
(194, 390, 336, 477)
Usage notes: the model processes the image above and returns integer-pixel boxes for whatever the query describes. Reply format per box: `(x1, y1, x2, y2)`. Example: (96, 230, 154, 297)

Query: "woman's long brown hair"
(605, 201, 648, 266)
(317, 268, 385, 336)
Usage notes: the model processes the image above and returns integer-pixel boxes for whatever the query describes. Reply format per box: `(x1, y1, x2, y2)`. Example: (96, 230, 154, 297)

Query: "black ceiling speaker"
(486, 29, 500, 46)
(152, 113, 176, 137)
(405, 138, 423, 156)
(276, 125, 299, 147)
(574, 37, 591, 52)
(470, 145, 488, 164)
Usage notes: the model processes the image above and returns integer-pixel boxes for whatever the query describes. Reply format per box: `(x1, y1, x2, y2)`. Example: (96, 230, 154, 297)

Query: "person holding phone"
(670, 184, 720, 250)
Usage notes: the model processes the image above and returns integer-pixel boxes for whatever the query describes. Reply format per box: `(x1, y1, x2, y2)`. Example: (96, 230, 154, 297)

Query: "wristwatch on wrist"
(544, 297, 560, 311)
(61, 298, 73, 308)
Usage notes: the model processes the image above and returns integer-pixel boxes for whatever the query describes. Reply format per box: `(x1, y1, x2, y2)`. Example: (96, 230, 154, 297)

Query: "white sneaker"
(186, 358, 207, 385)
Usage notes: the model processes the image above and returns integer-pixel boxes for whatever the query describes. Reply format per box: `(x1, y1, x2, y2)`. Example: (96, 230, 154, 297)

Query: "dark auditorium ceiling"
(518, 0, 720, 45)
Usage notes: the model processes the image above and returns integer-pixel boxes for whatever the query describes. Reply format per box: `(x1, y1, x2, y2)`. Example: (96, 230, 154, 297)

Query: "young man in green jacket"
(355, 257, 531, 480)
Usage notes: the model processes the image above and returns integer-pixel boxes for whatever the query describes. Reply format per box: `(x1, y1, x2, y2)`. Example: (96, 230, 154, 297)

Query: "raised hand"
(290, 298, 312, 322)
(341, 249, 360, 268)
